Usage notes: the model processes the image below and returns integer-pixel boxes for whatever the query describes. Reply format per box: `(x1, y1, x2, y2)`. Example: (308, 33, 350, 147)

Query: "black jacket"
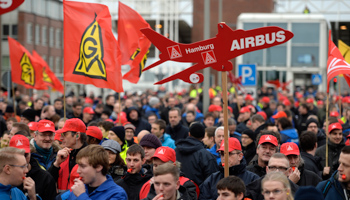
(242, 142, 256, 164)
(116, 166, 153, 200)
(296, 112, 310, 135)
(18, 157, 57, 200)
(300, 151, 322, 177)
(296, 164, 322, 186)
(175, 137, 219, 186)
(246, 159, 267, 177)
(246, 176, 299, 200)
(126, 107, 151, 135)
(236, 121, 249, 134)
(142, 185, 193, 200)
(199, 159, 259, 200)
(317, 129, 327, 147)
(166, 122, 189, 142)
(108, 164, 126, 182)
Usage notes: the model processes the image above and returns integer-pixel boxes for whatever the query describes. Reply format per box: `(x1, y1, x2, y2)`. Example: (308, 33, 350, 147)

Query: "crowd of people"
(0, 85, 349, 200)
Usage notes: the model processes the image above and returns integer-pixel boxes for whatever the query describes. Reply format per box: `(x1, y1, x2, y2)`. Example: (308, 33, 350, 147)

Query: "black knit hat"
(110, 126, 125, 142)
(139, 134, 162, 149)
(21, 109, 36, 122)
(5, 105, 14, 113)
(189, 123, 205, 138)
(242, 129, 256, 141)
(306, 118, 319, 128)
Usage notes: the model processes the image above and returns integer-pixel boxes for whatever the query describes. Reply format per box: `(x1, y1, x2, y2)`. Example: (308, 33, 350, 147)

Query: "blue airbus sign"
(238, 64, 257, 86)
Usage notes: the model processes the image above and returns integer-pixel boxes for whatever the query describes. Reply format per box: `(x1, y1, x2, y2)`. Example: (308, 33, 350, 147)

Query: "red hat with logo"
(329, 122, 342, 133)
(272, 111, 287, 119)
(261, 97, 270, 103)
(152, 146, 176, 163)
(317, 100, 324, 105)
(83, 107, 95, 114)
(59, 118, 86, 133)
(28, 122, 37, 131)
(9, 135, 30, 153)
(217, 137, 242, 152)
(280, 142, 300, 156)
(283, 99, 291, 106)
(245, 94, 254, 101)
(330, 111, 339, 117)
(258, 135, 278, 146)
(55, 129, 62, 142)
(208, 105, 222, 112)
(86, 126, 103, 140)
(37, 120, 55, 133)
(257, 111, 267, 120)
(240, 106, 251, 113)
(306, 98, 314, 104)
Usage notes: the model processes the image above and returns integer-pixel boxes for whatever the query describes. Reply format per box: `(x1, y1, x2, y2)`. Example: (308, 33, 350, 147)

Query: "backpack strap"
(322, 180, 332, 197)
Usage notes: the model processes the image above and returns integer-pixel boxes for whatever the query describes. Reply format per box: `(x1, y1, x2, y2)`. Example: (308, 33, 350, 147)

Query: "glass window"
(2, 25, 9, 36)
(291, 46, 319, 67)
(49, 56, 54, 69)
(42, 26, 47, 46)
(2, 56, 10, 71)
(35, 24, 40, 45)
(12, 25, 18, 37)
(242, 50, 263, 66)
(42, 55, 47, 62)
(267, 23, 287, 30)
(55, 57, 60, 73)
(27, 23, 33, 43)
(266, 70, 279, 81)
(266, 46, 287, 66)
(243, 23, 264, 30)
(292, 23, 320, 44)
(49, 27, 54, 47)
(55, 29, 61, 48)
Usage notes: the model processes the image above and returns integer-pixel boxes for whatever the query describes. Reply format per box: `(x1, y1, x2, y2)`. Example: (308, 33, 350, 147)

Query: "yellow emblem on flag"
(339, 40, 350, 64)
(130, 48, 149, 77)
(43, 68, 52, 84)
(74, 15, 106, 80)
(20, 53, 35, 86)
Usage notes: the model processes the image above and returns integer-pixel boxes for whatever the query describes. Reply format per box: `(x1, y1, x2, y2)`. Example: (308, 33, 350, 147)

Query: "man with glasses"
(0, 147, 39, 200)
(245, 153, 299, 200)
(48, 118, 87, 192)
(199, 137, 259, 199)
(247, 132, 279, 177)
(31, 120, 60, 170)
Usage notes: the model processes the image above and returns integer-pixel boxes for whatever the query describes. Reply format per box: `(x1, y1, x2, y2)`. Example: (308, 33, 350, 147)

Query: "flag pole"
(222, 71, 229, 177)
(338, 76, 342, 116)
(11, 83, 16, 116)
(325, 93, 329, 167)
(63, 81, 66, 121)
(118, 93, 121, 125)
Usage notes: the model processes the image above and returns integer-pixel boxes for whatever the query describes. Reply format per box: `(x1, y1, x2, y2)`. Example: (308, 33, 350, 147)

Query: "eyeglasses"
(262, 189, 285, 196)
(220, 152, 241, 157)
(5, 163, 29, 169)
(38, 133, 54, 138)
(268, 166, 289, 172)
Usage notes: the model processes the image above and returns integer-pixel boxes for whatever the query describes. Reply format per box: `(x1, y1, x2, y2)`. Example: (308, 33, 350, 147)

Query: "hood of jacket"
(126, 106, 141, 124)
(30, 138, 61, 154)
(175, 137, 204, 154)
(280, 128, 298, 138)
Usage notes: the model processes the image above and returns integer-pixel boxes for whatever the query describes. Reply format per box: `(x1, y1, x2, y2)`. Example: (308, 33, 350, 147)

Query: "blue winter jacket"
(280, 128, 299, 145)
(316, 170, 346, 200)
(207, 144, 221, 165)
(67, 175, 127, 200)
(160, 133, 176, 149)
(0, 183, 42, 200)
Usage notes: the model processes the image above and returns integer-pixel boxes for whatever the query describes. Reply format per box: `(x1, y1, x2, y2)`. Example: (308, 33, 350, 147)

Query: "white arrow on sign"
(248, 77, 254, 81)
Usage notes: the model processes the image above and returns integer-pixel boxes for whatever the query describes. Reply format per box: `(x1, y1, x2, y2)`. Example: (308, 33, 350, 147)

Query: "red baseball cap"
(240, 106, 250, 113)
(9, 135, 30, 153)
(279, 96, 287, 102)
(296, 92, 303, 99)
(217, 137, 242, 152)
(330, 111, 339, 117)
(280, 142, 299, 156)
(317, 100, 324, 105)
(329, 122, 342, 133)
(245, 94, 254, 101)
(86, 126, 103, 140)
(261, 97, 270, 103)
(59, 118, 86, 133)
(83, 107, 95, 114)
(257, 111, 267, 120)
(306, 98, 314, 104)
(28, 122, 37, 131)
(283, 100, 291, 106)
(208, 105, 222, 112)
(37, 120, 55, 133)
(55, 129, 62, 142)
(272, 111, 287, 119)
(227, 106, 233, 114)
(338, 119, 344, 125)
(152, 146, 176, 163)
(258, 135, 278, 146)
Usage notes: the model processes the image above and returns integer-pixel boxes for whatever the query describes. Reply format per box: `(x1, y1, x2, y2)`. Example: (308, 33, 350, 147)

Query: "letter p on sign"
(238, 64, 256, 86)
(242, 67, 252, 84)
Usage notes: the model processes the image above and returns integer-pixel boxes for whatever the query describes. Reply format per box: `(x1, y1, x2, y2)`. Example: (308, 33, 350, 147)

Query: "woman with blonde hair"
(262, 171, 294, 200)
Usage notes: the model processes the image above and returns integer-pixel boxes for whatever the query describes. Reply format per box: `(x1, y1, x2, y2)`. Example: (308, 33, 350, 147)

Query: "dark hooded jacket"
(116, 165, 153, 200)
(175, 137, 219, 186)
(300, 151, 322, 177)
(142, 185, 193, 200)
(316, 170, 347, 200)
(242, 142, 256, 165)
(199, 159, 259, 200)
(126, 107, 151, 135)
(246, 159, 267, 177)
(166, 122, 189, 142)
(296, 163, 322, 186)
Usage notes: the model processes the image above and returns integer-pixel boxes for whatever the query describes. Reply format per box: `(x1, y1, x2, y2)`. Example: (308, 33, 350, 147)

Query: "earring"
(286, 192, 290, 195)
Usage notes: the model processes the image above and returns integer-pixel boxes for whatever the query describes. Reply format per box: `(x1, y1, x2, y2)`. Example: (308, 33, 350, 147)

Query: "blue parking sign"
(238, 64, 257, 86)
(311, 74, 322, 85)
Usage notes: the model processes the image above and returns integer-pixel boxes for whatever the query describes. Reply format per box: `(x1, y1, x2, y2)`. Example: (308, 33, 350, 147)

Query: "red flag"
(63, 0, 123, 92)
(8, 37, 47, 90)
(118, 2, 151, 83)
(227, 71, 243, 91)
(0, 0, 24, 15)
(32, 50, 64, 93)
(327, 30, 350, 93)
